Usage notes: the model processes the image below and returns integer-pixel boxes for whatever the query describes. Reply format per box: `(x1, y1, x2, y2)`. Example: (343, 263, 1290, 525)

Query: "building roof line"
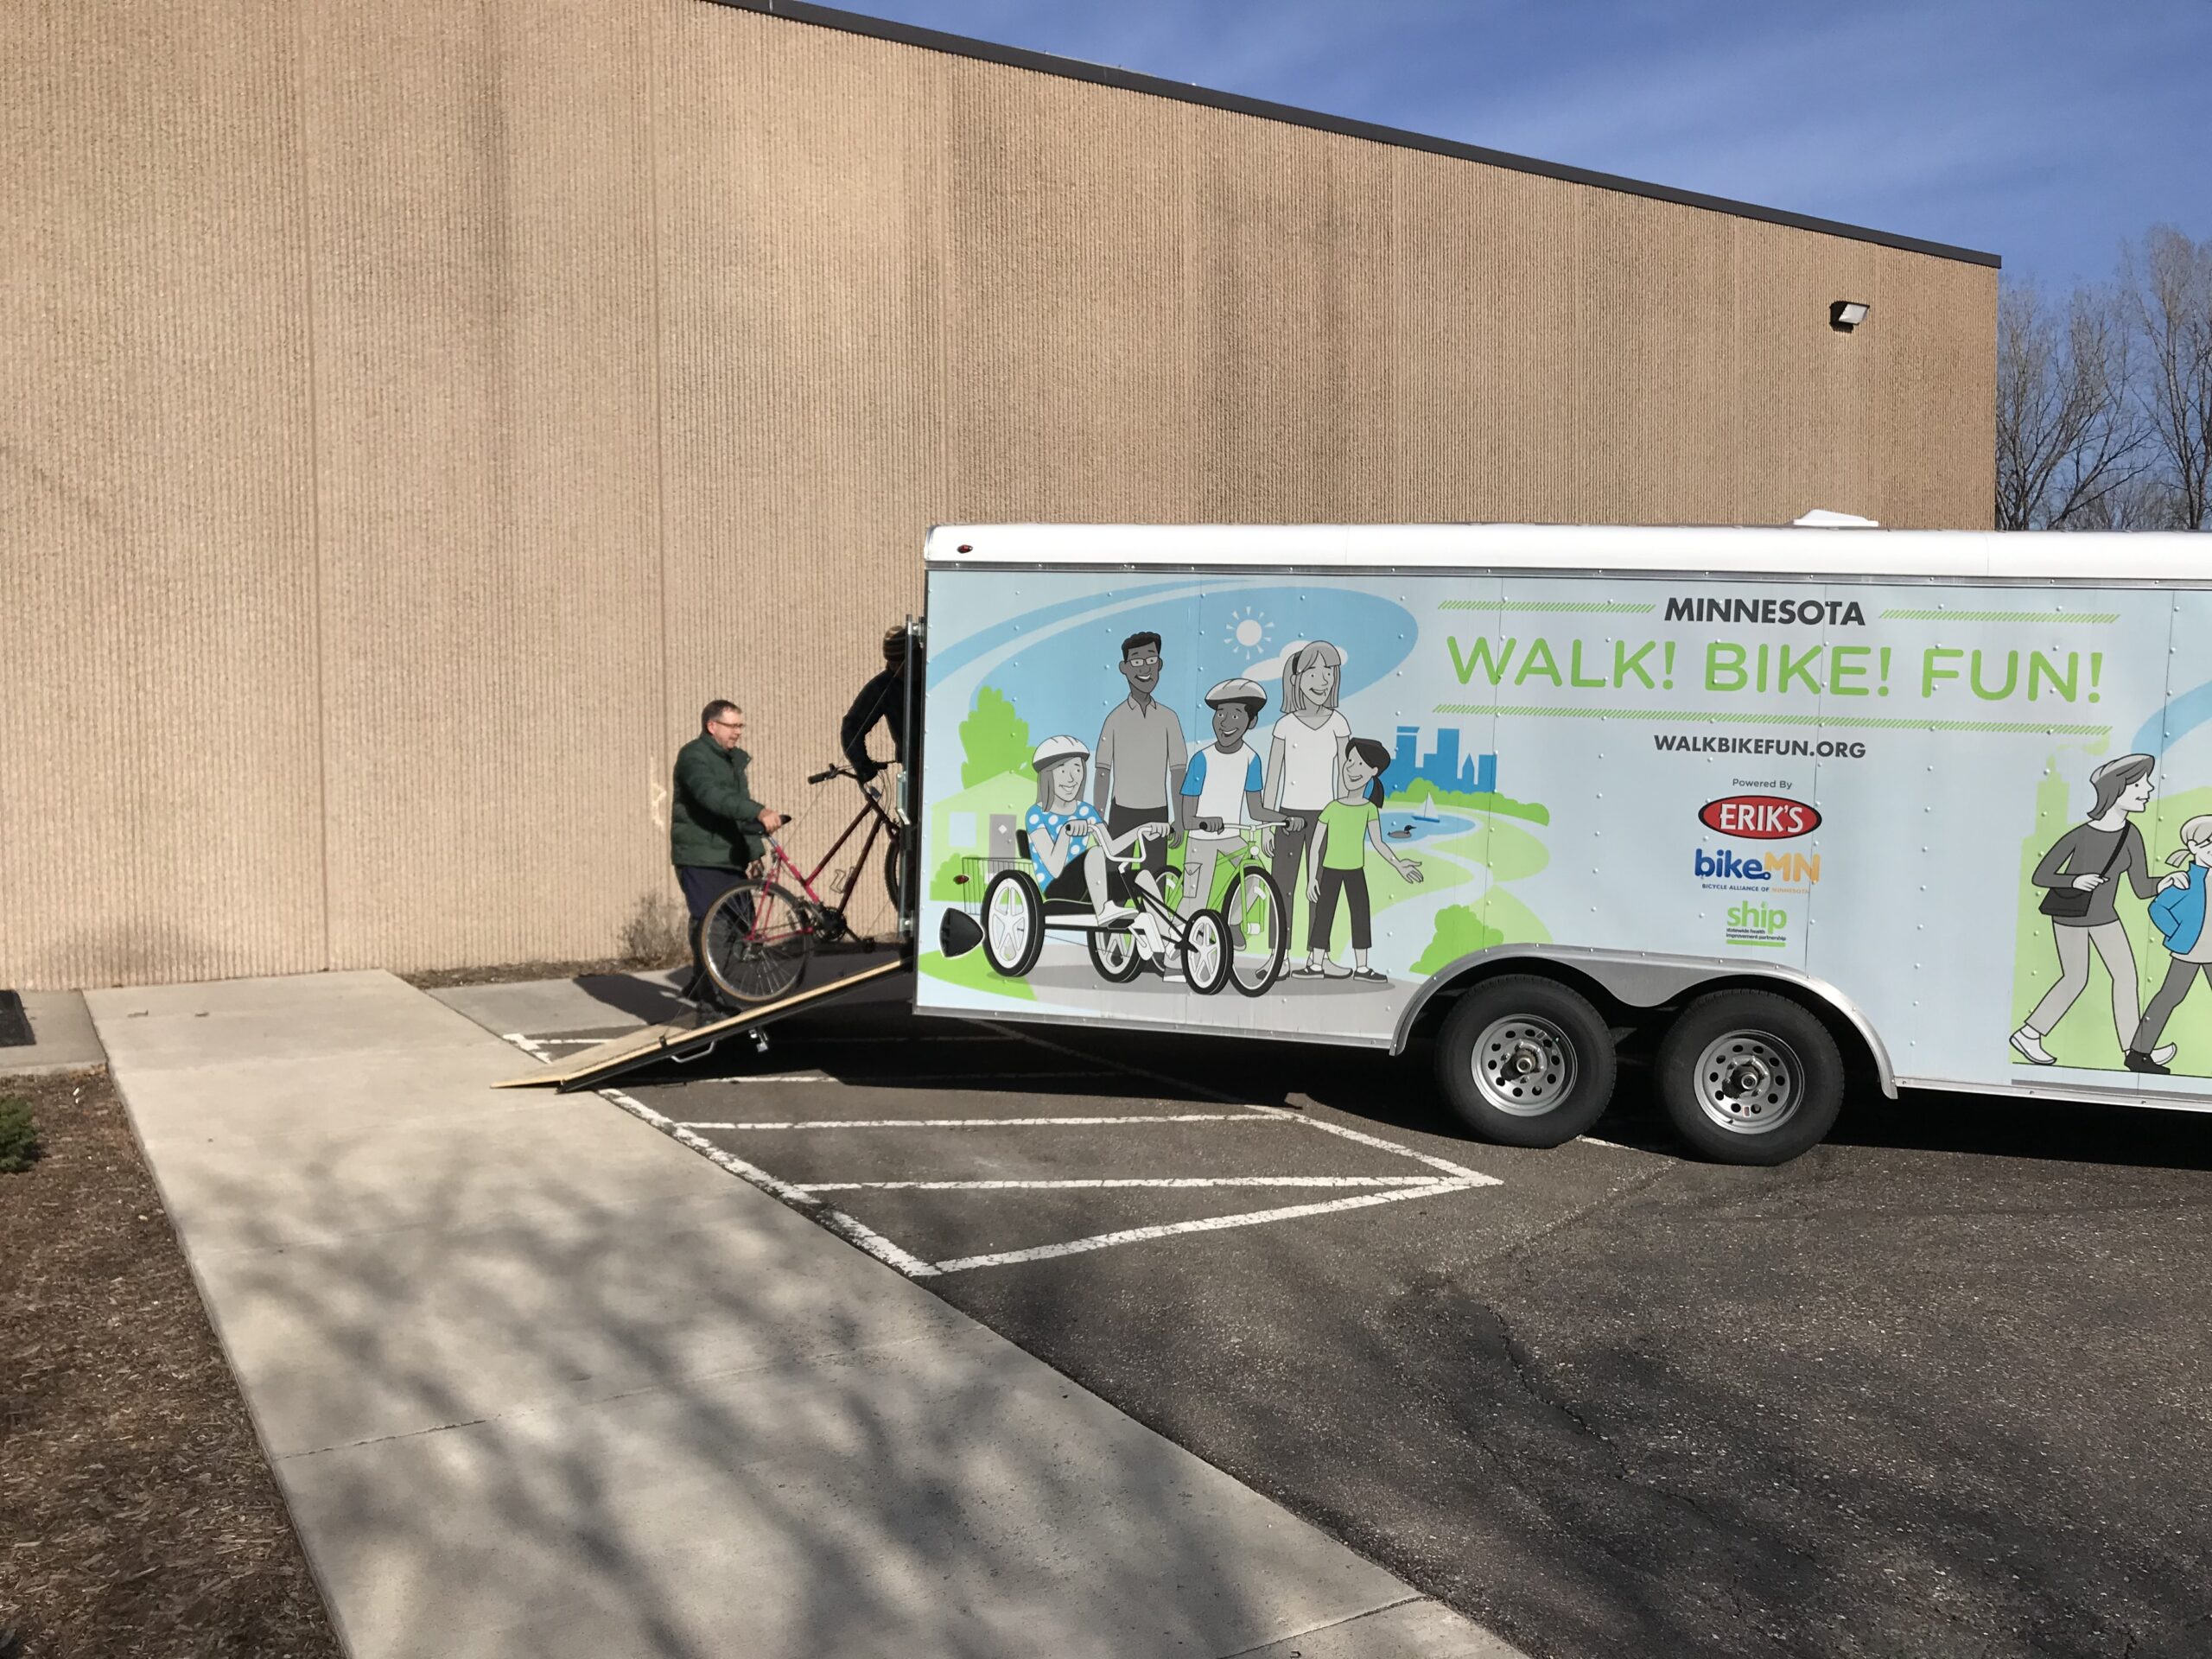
(706, 0, 2001, 270)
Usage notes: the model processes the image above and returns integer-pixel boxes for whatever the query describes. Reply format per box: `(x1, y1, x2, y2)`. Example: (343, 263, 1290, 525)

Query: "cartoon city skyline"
(1385, 724, 1497, 796)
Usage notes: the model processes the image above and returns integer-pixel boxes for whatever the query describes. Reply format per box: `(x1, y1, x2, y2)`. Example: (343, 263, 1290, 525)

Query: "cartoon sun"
(1222, 607, 1273, 660)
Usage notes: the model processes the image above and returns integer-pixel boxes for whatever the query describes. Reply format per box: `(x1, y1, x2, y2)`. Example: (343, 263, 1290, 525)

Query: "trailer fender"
(1391, 945, 1898, 1099)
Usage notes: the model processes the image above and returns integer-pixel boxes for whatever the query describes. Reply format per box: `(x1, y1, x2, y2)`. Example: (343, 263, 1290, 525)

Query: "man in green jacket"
(674, 701, 787, 1000)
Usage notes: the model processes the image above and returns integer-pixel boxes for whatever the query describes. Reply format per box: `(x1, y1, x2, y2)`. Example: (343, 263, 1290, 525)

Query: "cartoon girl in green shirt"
(1299, 736, 1421, 980)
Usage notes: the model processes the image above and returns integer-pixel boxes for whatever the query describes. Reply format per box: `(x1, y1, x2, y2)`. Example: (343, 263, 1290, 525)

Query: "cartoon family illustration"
(2012, 753, 2212, 1076)
(1012, 628, 1421, 983)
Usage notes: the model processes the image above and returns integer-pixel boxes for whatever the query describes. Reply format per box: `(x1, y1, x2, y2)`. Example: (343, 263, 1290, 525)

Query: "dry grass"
(0, 1070, 339, 1659)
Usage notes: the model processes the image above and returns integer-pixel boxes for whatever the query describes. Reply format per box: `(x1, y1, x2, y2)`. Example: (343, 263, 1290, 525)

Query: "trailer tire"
(1434, 976, 1617, 1147)
(1656, 990, 1843, 1166)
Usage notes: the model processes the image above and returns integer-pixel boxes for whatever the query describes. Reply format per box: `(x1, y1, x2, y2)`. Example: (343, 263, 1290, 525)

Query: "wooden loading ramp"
(494, 959, 908, 1094)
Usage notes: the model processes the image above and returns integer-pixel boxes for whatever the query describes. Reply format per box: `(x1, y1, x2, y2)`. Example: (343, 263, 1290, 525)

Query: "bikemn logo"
(1694, 847, 1821, 886)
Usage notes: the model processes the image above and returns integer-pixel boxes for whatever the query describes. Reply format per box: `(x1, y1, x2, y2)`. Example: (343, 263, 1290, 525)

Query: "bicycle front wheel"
(1224, 866, 1287, 995)
(882, 828, 906, 914)
(701, 879, 814, 1007)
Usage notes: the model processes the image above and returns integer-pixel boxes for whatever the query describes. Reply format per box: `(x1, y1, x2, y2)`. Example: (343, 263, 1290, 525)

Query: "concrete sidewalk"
(0, 988, 108, 1077)
(91, 970, 1524, 1659)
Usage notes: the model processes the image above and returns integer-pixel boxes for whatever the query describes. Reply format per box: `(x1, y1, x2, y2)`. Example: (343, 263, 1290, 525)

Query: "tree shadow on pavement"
(175, 1126, 1365, 1659)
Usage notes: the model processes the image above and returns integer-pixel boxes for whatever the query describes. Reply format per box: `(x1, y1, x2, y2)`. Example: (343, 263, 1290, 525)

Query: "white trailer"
(917, 522, 2212, 1163)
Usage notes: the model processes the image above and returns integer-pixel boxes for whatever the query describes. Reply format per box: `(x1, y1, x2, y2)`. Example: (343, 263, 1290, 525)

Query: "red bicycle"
(698, 765, 906, 1007)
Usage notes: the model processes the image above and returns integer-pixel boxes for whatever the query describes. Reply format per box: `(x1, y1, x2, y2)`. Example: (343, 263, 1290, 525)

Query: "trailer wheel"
(980, 870, 1045, 978)
(1656, 990, 1843, 1166)
(1434, 976, 1617, 1147)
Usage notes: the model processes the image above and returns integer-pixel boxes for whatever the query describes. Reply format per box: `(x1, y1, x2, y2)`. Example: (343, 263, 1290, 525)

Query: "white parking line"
(1239, 1103, 1497, 1183)
(499, 1033, 943, 1277)
(674, 1112, 1295, 1130)
(502, 1027, 1503, 1281)
(930, 1181, 1491, 1274)
(797, 1175, 1455, 1192)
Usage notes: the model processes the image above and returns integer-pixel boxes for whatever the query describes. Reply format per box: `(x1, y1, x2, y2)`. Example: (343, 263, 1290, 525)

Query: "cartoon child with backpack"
(1297, 736, 1421, 980)
(2124, 815, 2212, 1076)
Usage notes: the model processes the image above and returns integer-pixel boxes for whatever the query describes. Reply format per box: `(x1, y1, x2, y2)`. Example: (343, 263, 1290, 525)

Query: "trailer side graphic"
(912, 524, 2212, 1160)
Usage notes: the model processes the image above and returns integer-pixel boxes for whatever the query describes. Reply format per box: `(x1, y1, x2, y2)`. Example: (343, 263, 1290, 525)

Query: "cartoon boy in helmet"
(1176, 677, 1289, 917)
(1027, 734, 1172, 962)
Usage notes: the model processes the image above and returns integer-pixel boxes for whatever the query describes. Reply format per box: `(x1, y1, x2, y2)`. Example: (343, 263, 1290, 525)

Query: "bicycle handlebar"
(807, 766, 844, 785)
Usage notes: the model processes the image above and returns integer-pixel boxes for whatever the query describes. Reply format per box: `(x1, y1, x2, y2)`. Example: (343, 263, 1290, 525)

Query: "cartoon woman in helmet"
(1027, 734, 1171, 957)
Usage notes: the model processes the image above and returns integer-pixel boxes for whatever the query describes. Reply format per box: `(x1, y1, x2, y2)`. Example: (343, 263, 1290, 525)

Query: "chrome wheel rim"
(1692, 1031, 1803, 1134)
(1472, 1015, 1577, 1116)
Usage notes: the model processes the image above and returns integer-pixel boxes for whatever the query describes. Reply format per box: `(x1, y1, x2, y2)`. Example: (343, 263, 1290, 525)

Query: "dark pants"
(1269, 816, 1319, 945)
(1312, 866, 1372, 952)
(677, 865, 753, 994)
(2133, 956, 2212, 1052)
(1107, 803, 1171, 879)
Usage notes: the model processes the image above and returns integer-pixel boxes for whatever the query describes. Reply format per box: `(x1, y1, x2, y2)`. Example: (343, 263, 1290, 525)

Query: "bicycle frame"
(755, 773, 901, 917)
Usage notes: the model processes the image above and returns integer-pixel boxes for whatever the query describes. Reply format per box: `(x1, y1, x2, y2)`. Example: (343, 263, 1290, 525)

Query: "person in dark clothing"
(673, 701, 787, 1000)
(840, 625, 925, 922)
(840, 626, 911, 782)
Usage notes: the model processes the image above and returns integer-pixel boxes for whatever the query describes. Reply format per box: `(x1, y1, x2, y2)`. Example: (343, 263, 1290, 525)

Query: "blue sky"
(851, 0, 2210, 288)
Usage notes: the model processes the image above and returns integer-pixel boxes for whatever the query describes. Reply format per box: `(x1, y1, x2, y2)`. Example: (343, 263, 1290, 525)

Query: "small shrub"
(618, 890, 692, 967)
(0, 1096, 40, 1174)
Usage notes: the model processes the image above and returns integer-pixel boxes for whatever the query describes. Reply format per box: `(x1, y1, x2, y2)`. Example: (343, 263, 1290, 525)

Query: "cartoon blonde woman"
(2011, 753, 2171, 1067)
(1023, 734, 1171, 963)
(2125, 816, 2212, 1075)
(1298, 737, 1421, 980)
(1264, 640, 1351, 969)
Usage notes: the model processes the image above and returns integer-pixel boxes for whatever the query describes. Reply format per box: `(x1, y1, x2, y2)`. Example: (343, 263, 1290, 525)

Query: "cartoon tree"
(960, 685, 1033, 788)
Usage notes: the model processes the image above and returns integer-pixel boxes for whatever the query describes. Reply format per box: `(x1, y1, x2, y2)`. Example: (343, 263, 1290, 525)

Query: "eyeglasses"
(1124, 655, 1161, 669)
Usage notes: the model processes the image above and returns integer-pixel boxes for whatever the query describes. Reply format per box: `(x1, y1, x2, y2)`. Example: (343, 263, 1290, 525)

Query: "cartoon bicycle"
(976, 823, 1287, 995)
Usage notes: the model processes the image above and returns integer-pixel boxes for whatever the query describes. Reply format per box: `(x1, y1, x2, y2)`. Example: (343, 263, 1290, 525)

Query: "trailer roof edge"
(925, 524, 2209, 584)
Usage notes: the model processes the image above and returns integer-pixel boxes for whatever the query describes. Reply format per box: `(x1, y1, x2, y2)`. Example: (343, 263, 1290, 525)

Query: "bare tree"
(1993, 282, 2146, 529)
(2120, 226, 2212, 531)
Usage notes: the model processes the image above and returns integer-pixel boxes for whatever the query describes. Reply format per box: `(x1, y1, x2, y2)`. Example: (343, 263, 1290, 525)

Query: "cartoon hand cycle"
(976, 823, 1287, 995)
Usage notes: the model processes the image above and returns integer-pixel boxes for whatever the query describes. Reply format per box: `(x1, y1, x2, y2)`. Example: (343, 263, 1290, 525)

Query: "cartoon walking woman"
(2011, 753, 2171, 1067)
(2124, 816, 2212, 1075)
(1264, 640, 1351, 969)
(1297, 737, 1422, 980)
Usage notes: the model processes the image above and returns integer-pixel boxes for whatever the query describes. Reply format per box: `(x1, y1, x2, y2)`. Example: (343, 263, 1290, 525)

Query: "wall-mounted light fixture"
(1830, 300, 1871, 332)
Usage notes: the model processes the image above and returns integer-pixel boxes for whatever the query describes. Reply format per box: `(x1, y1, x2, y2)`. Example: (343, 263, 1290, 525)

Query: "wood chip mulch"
(0, 1069, 340, 1659)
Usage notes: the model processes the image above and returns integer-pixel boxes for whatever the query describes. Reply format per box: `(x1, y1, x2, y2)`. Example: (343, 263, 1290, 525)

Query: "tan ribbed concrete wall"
(0, 0, 1996, 988)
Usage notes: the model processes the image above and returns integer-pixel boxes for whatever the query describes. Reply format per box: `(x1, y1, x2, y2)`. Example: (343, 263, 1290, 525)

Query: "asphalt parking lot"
(501, 969, 2212, 1659)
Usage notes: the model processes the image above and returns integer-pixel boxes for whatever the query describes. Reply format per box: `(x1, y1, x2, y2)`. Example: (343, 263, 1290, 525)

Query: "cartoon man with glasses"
(1093, 629, 1186, 883)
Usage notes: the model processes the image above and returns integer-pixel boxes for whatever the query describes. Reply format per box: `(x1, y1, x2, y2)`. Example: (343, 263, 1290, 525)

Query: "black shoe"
(2124, 1050, 2171, 1075)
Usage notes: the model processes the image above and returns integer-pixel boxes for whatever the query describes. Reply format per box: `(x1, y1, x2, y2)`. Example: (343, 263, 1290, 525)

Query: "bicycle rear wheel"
(701, 879, 814, 1007)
